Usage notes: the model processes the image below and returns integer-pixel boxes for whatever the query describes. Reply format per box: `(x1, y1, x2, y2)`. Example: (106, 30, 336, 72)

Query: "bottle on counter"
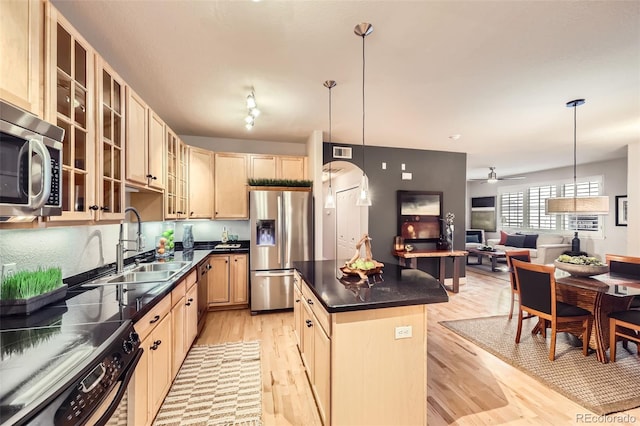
(221, 227, 229, 243)
(183, 224, 194, 250)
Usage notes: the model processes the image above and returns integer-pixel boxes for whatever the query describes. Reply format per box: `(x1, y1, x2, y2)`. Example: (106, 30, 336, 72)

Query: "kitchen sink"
(131, 261, 191, 272)
(105, 271, 173, 284)
(83, 261, 191, 286)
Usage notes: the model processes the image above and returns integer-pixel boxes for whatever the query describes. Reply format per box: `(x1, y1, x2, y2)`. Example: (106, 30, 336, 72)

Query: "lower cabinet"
(132, 269, 199, 426)
(171, 270, 198, 377)
(294, 270, 427, 425)
(295, 271, 331, 424)
(132, 300, 172, 426)
(208, 254, 248, 308)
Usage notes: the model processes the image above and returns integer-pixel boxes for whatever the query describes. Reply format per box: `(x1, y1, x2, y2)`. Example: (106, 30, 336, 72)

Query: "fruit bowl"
(340, 234, 384, 279)
(554, 260, 609, 277)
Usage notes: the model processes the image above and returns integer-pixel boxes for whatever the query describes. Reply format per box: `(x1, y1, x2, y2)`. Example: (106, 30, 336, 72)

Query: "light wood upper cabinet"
(148, 110, 165, 190)
(188, 146, 214, 218)
(249, 154, 277, 179)
(0, 0, 43, 116)
(94, 57, 125, 220)
(214, 152, 248, 219)
(278, 156, 307, 180)
(44, 4, 96, 221)
(125, 86, 148, 186)
(249, 154, 307, 180)
(125, 87, 165, 191)
(166, 128, 187, 219)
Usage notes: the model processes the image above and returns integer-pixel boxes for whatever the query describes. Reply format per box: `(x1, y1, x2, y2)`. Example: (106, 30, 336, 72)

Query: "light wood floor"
(195, 270, 640, 425)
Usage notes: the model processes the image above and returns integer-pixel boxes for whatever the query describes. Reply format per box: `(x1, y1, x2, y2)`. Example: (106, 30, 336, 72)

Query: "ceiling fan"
(470, 167, 526, 184)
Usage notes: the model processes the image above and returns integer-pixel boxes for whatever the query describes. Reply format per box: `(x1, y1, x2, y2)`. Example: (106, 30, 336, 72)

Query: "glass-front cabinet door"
(165, 128, 178, 219)
(95, 58, 125, 220)
(178, 140, 189, 218)
(45, 4, 95, 221)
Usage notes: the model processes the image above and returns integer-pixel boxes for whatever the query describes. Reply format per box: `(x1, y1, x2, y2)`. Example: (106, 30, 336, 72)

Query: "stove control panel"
(54, 323, 140, 425)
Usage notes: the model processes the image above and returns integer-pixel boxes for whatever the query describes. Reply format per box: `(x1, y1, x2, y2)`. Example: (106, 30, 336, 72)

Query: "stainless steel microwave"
(0, 100, 64, 217)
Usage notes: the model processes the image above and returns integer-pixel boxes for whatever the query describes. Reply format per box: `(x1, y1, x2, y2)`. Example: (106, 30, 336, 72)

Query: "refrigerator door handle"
(254, 270, 295, 277)
(277, 195, 282, 267)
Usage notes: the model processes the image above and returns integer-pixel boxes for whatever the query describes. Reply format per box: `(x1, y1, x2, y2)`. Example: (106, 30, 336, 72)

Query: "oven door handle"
(93, 348, 144, 426)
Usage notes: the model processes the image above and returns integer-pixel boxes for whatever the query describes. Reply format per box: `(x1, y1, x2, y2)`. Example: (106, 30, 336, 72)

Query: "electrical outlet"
(395, 325, 412, 339)
(2, 263, 17, 280)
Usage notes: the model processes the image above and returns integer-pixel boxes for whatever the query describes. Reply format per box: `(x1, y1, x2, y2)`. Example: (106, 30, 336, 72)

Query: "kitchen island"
(293, 260, 448, 425)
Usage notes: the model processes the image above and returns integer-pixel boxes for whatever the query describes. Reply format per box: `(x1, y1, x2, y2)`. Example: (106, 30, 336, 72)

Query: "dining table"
(555, 271, 640, 363)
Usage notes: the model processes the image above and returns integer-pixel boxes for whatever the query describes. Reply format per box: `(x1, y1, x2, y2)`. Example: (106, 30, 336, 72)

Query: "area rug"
(439, 315, 640, 415)
(153, 341, 262, 426)
(466, 262, 510, 281)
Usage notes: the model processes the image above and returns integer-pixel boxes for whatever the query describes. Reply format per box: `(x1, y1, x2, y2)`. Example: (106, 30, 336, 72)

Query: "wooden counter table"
(393, 249, 468, 293)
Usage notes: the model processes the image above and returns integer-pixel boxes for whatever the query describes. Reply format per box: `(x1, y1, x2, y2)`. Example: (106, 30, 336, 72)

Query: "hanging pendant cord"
(328, 86, 332, 187)
(361, 34, 366, 176)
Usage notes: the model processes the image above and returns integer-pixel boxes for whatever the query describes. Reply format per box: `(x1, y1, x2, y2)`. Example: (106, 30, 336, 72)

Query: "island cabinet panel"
(171, 279, 187, 377)
(147, 313, 172, 420)
(331, 306, 427, 426)
(295, 264, 432, 426)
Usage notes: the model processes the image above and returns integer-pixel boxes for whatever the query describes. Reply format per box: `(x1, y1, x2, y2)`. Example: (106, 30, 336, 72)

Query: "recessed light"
(448, 134, 461, 141)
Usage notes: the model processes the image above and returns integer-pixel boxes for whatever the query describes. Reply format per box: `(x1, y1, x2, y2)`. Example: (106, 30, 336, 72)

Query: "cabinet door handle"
(306, 320, 313, 327)
(101, 206, 110, 212)
(149, 315, 160, 324)
(295, 299, 300, 303)
(188, 298, 194, 302)
(150, 339, 162, 350)
(307, 299, 313, 305)
(186, 302, 191, 306)
(89, 205, 99, 211)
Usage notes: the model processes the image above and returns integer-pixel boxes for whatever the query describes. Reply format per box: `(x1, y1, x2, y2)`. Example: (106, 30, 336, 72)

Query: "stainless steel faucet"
(116, 207, 144, 273)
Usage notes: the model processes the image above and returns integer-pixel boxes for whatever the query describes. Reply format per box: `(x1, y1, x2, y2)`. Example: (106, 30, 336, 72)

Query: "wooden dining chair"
(505, 250, 531, 320)
(606, 254, 640, 309)
(512, 259, 593, 361)
(609, 310, 640, 362)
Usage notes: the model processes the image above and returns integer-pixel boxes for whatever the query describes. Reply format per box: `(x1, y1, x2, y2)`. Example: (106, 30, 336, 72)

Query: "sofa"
(465, 229, 486, 250)
(486, 231, 571, 265)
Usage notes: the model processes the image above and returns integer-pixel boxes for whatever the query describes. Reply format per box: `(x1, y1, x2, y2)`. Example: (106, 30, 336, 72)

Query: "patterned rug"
(153, 341, 262, 426)
(440, 315, 640, 415)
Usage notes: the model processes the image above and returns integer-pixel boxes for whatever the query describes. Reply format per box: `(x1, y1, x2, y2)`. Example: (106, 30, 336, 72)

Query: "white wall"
(307, 130, 324, 260)
(467, 157, 628, 260)
(627, 142, 639, 255)
(181, 135, 306, 156)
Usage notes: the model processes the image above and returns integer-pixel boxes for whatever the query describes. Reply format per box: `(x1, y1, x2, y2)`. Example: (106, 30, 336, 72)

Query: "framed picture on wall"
(470, 196, 497, 232)
(615, 195, 628, 226)
(397, 191, 442, 241)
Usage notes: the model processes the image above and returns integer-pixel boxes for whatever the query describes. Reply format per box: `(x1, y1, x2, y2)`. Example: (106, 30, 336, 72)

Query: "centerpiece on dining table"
(340, 234, 384, 280)
(554, 254, 609, 277)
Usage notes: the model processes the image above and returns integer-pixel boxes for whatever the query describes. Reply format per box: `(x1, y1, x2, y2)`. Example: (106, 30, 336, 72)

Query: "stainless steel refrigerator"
(250, 189, 313, 313)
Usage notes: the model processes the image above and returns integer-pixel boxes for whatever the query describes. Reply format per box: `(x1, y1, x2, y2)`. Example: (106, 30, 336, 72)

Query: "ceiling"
(51, 0, 640, 180)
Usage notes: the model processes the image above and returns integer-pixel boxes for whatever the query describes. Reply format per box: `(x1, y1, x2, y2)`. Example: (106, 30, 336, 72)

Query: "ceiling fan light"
(545, 196, 609, 215)
(245, 121, 254, 130)
(250, 107, 260, 117)
(244, 115, 254, 124)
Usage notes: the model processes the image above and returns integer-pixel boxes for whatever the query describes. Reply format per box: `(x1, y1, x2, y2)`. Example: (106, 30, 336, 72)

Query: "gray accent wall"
(324, 143, 467, 279)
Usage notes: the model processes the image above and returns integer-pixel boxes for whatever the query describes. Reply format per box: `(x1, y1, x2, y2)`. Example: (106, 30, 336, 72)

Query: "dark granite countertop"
(294, 260, 449, 313)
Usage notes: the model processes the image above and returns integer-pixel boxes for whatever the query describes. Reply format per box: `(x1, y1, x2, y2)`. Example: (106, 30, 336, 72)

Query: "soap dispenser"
(221, 226, 228, 243)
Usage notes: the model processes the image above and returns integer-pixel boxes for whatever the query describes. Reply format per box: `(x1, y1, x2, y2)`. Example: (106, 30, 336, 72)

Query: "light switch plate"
(1, 263, 17, 280)
(402, 172, 412, 180)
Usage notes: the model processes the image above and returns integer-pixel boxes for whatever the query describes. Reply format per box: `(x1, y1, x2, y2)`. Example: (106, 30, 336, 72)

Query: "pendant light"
(354, 22, 373, 207)
(545, 99, 609, 215)
(324, 80, 336, 209)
